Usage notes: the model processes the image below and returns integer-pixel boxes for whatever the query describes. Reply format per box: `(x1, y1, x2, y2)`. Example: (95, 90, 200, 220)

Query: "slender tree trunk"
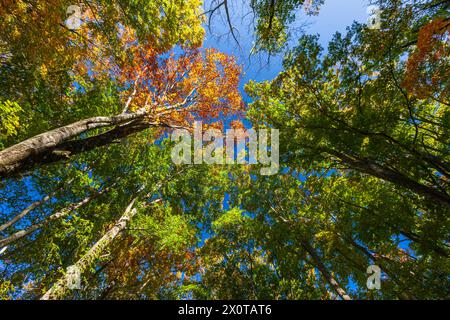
(274, 211, 351, 299)
(40, 197, 140, 300)
(326, 148, 450, 208)
(0, 194, 52, 233)
(333, 195, 450, 258)
(358, 161, 450, 208)
(0, 185, 111, 248)
(0, 111, 146, 179)
(300, 240, 352, 300)
(345, 236, 417, 300)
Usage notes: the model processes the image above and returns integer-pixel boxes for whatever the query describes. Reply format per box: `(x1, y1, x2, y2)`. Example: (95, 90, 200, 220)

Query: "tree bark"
(0, 111, 146, 179)
(0, 185, 111, 248)
(326, 148, 450, 208)
(0, 179, 73, 232)
(40, 197, 139, 300)
(333, 195, 450, 258)
(345, 236, 417, 300)
(399, 230, 449, 258)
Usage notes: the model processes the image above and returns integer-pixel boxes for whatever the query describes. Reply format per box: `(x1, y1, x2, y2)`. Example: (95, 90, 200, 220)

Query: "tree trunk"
(0, 185, 111, 248)
(399, 230, 449, 258)
(0, 111, 146, 179)
(346, 236, 417, 300)
(300, 240, 352, 300)
(333, 195, 450, 258)
(327, 148, 450, 208)
(0, 194, 53, 233)
(40, 197, 140, 300)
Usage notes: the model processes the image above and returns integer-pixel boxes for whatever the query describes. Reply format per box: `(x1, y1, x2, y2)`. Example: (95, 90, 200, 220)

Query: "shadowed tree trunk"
(0, 194, 53, 233)
(0, 179, 74, 232)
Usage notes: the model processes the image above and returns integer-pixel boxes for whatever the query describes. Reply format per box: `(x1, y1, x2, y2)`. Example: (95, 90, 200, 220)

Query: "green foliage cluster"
(0, 0, 448, 300)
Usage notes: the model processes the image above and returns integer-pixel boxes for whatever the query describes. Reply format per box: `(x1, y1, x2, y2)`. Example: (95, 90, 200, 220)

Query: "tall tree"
(0, 45, 242, 178)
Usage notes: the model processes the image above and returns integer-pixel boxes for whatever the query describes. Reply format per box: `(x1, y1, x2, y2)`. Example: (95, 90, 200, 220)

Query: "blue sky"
(203, 0, 371, 94)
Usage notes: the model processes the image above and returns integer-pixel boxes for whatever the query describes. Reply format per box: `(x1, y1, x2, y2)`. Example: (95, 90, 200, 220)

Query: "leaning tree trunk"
(0, 194, 53, 233)
(326, 148, 450, 209)
(40, 197, 142, 300)
(345, 236, 418, 300)
(300, 240, 352, 300)
(0, 179, 74, 232)
(0, 111, 147, 179)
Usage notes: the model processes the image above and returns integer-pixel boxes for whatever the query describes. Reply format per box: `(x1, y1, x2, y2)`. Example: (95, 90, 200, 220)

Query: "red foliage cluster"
(402, 18, 449, 99)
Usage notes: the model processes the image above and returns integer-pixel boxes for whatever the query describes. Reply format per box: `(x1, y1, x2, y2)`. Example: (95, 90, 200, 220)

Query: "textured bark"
(40, 197, 139, 300)
(0, 111, 146, 179)
(0, 186, 111, 248)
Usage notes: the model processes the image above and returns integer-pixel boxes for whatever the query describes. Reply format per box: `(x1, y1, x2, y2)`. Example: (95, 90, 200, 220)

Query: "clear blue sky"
(203, 0, 371, 94)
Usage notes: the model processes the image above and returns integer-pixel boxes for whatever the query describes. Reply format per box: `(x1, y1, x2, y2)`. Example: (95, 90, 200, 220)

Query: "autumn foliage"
(402, 18, 450, 98)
